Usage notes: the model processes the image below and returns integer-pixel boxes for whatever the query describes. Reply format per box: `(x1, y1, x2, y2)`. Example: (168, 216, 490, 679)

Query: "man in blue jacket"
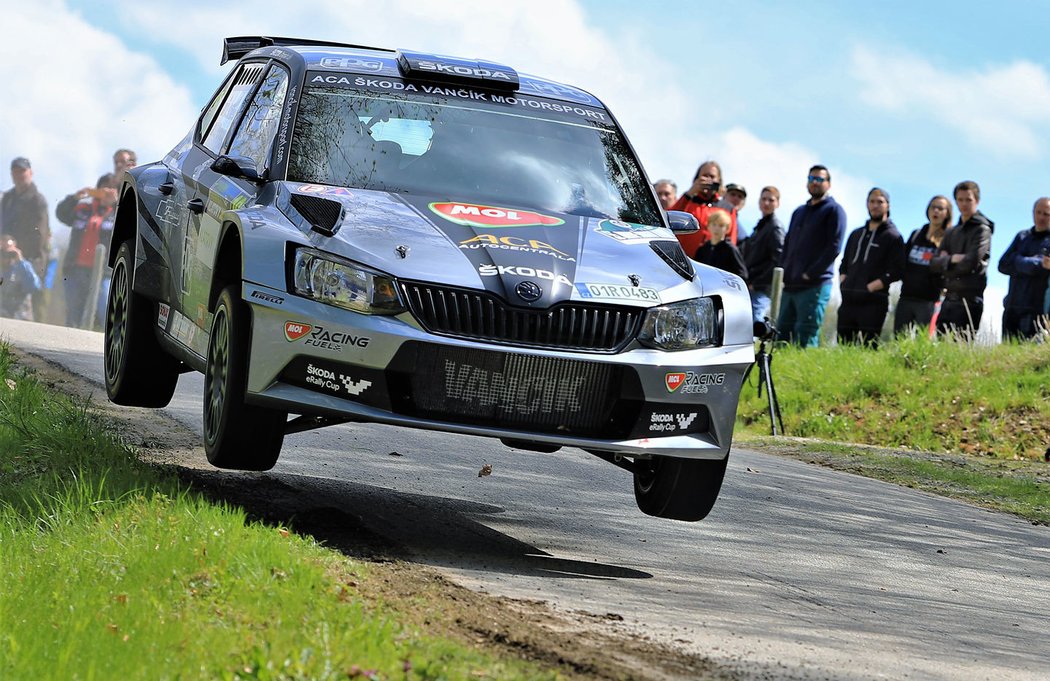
(997, 197, 1050, 340)
(777, 165, 847, 347)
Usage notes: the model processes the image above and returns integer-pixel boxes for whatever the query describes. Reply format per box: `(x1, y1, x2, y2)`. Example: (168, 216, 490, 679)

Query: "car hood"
(281, 182, 698, 308)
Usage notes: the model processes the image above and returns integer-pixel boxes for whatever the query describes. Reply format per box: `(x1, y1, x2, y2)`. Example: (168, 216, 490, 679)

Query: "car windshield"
(287, 82, 661, 225)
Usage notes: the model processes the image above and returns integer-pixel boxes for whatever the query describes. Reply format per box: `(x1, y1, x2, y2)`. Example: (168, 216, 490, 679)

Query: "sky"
(4, 0, 1049, 337)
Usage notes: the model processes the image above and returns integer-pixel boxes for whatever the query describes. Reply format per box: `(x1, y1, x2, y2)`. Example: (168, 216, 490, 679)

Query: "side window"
(202, 62, 266, 154)
(197, 73, 235, 142)
(227, 65, 290, 174)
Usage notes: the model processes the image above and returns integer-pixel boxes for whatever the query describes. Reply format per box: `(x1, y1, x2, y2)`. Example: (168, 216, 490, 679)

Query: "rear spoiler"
(221, 36, 391, 65)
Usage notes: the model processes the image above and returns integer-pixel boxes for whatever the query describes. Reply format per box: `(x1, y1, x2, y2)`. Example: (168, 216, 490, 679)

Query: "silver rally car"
(104, 36, 755, 520)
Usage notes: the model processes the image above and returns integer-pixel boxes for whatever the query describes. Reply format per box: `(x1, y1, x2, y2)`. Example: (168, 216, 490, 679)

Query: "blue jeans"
(777, 283, 832, 348)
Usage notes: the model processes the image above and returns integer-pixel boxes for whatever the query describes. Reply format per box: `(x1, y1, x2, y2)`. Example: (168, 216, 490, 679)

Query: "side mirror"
(666, 210, 699, 235)
(211, 154, 264, 184)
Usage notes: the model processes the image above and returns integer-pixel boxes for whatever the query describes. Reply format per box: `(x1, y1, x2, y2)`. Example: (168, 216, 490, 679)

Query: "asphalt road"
(3, 317, 1049, 680)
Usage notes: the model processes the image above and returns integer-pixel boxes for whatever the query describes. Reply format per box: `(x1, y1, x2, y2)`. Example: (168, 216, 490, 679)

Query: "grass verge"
(0, 345, 565, 681)
(736, 334, 1050, 524)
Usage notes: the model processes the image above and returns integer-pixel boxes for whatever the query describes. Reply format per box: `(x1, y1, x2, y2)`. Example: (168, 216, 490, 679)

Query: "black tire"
(104, 240, 180, 407)
(203, 285, 285, 470)
(633, 454, 729, 521)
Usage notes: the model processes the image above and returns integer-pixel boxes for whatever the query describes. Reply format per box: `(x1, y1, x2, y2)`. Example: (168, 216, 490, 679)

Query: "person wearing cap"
(777, 165, 847, 347)
(1, 157, 50, 321)
(667, 160, 739, 256)
(837, 187, 905, 347)
(0, 237, 42, 320)
(725, 183, 747, 213)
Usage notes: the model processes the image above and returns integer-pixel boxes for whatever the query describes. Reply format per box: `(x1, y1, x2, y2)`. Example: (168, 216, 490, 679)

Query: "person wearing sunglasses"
(776, 165, 847, 347)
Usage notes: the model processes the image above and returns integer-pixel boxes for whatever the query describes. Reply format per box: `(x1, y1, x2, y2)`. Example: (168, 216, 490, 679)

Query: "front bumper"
(243, 282, 754, 460)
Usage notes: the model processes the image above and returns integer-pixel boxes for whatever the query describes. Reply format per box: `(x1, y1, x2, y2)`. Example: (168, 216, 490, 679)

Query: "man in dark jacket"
(740, 186, 785, 323)
(931, 180, 993, 338)
(837, 188, 904, 346)
(1, 157, 50, 321)
(777, 165, 847, 347)
(997, 197, 1050, 340)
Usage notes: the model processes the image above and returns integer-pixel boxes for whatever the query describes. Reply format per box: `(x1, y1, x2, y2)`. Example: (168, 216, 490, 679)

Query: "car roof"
(223, 36, 604, 108)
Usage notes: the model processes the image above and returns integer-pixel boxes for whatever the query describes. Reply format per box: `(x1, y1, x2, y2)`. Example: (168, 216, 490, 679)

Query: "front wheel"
(633, 454, 729, 521)
(203, 285, 286, 470)
(104, 240, 179, 407)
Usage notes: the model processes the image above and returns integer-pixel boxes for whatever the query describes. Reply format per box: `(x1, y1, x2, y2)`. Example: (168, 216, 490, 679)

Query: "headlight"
(292, 248, 404, 314)
(637, 297, 719, 350)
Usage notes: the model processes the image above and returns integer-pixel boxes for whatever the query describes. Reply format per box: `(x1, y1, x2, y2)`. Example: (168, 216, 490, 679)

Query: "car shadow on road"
(177, 467, 653, 581)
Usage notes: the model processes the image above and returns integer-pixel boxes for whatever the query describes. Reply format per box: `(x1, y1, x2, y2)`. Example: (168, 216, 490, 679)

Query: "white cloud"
(851, 45, 1050, 159)
(0, 0, 197, 245)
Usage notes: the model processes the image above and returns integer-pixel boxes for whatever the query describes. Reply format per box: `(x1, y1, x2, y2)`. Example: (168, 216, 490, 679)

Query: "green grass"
(738, 334, 1050, 460)
(0, 346, 560, 681)
(736, 334, 1050, 523)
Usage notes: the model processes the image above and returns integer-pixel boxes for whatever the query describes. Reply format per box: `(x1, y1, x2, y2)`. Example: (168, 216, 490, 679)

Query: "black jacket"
(838, 219, 905, 300)
(900, 224, 946, 301)
(997, 226, 1050, 312)
(930, 211, 994, 299)
(739, 214, 784, 292)
(695, 240, 747, 280)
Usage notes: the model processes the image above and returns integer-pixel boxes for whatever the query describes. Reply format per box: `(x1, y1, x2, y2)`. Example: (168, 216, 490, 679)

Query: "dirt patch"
(9, 347, 737, 681)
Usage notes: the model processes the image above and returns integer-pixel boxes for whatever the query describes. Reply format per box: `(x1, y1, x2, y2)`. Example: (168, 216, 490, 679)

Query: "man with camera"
(667, 160, 739, 256)
(997, 197, 1050, 340)
(56, 173, 118, 328)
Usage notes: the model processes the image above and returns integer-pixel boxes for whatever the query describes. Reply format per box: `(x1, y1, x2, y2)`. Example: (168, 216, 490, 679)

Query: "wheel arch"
(209, 222, 244, 312)
(109, 185, 139, 267)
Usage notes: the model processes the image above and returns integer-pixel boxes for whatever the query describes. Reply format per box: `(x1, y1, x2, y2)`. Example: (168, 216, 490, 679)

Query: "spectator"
(695, 210, 747, 279)
(997, 197, 1050, 340)
(931, 180, 993, 339)
(725, 183, 747, 213)
(668, 160, 739, 255)
(0, 157, 50, 321)
(0, 237, 41, 320)
(837, 188, 904, 347)
(112, 148, 137, 177)
(894, 196, 952, 335)
(56, 174, 117, 328)
(777, 165, 847, 348)
(739, 186, 785, 323)
(653, 179, 677, 211)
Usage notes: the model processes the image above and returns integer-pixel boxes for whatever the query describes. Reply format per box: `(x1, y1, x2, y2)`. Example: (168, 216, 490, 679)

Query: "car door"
(172, 61, 268, 357)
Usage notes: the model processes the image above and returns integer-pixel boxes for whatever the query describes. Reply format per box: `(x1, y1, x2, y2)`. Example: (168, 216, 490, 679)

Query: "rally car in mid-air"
(104, 36, 755, 520)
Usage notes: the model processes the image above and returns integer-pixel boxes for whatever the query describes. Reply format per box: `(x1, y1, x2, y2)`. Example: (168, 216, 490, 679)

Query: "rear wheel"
(104, 240, 179, 407)
(203, 285, 285, 470)
(633, 454, 729, 521)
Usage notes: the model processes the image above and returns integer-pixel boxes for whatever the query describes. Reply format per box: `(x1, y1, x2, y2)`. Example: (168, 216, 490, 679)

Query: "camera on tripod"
(744, 317, 784, 436)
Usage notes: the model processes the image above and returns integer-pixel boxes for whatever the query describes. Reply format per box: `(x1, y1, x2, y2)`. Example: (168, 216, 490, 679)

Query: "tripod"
(743, 321, 784, 436)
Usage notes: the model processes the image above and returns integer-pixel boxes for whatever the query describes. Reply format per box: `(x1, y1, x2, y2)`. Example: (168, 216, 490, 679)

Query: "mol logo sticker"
(429, 202, 564, 228)
(665, 372, 686, 393)
(285, 321, 371, 351)
(284, 321, 313, 341)
(665, 371, 726, 395)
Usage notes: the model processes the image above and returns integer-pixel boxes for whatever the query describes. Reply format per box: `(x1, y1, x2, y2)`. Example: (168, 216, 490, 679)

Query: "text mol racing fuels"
(104, 37, 755, 521)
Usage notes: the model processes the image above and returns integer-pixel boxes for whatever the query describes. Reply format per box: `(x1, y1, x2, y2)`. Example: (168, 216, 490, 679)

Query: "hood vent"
(290, 193, 344, 236)
(649, 240, 694, 280)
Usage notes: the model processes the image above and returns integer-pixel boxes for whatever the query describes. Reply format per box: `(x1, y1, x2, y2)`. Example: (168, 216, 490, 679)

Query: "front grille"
(399, 282, 642, 352)
(388, 342, 641, 437)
